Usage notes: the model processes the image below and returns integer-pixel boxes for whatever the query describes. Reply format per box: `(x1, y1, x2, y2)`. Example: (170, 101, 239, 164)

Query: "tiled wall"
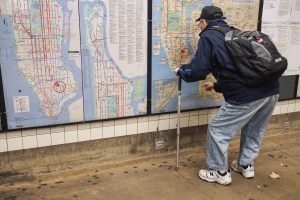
(1, 99, 300, 153)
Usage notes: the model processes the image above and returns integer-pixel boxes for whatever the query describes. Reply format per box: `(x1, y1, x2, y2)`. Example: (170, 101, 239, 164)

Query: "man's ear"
(203, 20, 208, 28)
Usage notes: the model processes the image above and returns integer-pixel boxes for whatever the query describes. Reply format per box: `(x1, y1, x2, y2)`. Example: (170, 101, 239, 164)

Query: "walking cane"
(175, 77, 182, 171)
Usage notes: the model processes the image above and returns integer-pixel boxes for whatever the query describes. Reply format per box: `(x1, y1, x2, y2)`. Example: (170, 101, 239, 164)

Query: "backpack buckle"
(257, 38, 264, 43)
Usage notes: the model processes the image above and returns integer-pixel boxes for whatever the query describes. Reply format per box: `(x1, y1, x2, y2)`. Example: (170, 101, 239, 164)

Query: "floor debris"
(270, 172, 280, 179)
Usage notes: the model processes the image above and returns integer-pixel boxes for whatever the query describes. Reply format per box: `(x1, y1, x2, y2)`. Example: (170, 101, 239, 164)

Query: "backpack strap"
(200, 26, 250, 85)
(208, 26, 231, 35)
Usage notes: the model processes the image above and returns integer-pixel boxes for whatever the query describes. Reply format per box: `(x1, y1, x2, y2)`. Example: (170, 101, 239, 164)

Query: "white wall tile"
(272, 105, 281, 115)
(208, 108, 218, 114)
(65, 130, 78, 144)
(180, 112, 189, 117)
(158, 119, 169, 131)
(159, 114, 169, 120)
(127, 123, 138, 135)
(288, 99, 295, 104)
(280, 104, 288, 114)
(78, 129, 91, 142)
(23, 135, 38, 149)
(199, 114, 208, 125)
(51, 132, 65, 145)
(65, 124, 78, 131)
(149, 120, 159, 132)
(7, 137, 23, 151)
(0, 133, 6, 140)
(103, 126, 115, 138)
(180, 116, 189, 128)
(190, 111, 199, 116)
(189, 115, 199, 127)
(115, 119, 127, 126)
(103, 120, 114, 127)
(51, 126, 65, 133)
(138, 122, 148, 134)
(22, 129, 37, 136)
(138, 116, 148, 123)
(0, 139, 7, 152)
(127, 118, 137, 124)
(91, 127, 103, 140)
(37, 134, 51, 147)
(91, 122, 102, 128)
(287, 103, 295, 113)
(6, 130, 21, 138)
(169, 118, 177, 129)
(295, 103, 300, 112)
(149, 115, 159, 121)
(208, 113, 216, 123)
(127, 123, 137, 135)
(78, 123, 90, 130)
(199, 109, 208, 115)
(169, 113, 177, 119)
(37, 127, 51, 135)
(115, 124, 126, 137)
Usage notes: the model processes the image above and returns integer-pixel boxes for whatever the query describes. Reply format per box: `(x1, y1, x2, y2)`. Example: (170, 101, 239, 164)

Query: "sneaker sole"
(198, 174, 231, 185)
(242, 172, 254, 179)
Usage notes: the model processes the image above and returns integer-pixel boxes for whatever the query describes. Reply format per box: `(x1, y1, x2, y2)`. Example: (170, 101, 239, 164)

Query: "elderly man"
(175, 6, 279, 185)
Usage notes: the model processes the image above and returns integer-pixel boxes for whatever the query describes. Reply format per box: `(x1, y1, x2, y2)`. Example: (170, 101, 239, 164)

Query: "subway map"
(79, 0, 147, 121)
(0, 0, 84, 129)
(0, 0, 147, 129)
(151, 0, 260, 113)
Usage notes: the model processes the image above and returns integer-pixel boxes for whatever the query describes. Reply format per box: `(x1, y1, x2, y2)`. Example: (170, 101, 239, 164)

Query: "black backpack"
(207, 26, 288, 87)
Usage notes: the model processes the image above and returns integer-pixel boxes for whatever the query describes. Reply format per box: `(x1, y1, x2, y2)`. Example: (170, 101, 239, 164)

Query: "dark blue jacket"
(177, 19, 279, 105)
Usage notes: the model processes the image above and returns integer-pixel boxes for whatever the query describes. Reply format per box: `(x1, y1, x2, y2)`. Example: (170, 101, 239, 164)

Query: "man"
(175, 6, 279, 185)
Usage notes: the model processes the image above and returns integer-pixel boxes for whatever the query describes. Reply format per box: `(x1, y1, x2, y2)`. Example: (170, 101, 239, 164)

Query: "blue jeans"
(206, 94, 279, 171)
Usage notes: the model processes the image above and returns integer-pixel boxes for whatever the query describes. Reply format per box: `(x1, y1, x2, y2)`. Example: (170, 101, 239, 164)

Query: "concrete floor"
(0, 131, 299, 200)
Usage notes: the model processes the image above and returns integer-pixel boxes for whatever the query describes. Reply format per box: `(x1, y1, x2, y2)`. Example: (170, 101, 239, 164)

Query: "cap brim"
(196, 16, 226, 21)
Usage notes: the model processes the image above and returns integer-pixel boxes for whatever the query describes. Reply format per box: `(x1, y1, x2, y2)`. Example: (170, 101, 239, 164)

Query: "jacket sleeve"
(177, 36, 213, 82)
(213, 82, 222, 93)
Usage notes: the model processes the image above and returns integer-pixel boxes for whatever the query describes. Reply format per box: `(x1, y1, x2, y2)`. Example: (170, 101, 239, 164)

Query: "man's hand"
(201, 81, 214, 91)
(174, 67, 180, 76)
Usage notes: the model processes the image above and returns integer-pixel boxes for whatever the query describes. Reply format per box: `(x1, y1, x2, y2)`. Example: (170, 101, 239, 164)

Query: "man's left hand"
(202, 81, 214, 91)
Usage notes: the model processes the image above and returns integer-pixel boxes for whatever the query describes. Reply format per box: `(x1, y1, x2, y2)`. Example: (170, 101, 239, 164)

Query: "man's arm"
(175, 36, 213, 82)
(213, 82, 222, 93)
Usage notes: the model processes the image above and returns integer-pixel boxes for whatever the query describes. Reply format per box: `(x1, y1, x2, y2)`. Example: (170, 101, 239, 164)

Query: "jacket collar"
(200, 19, 229, 35)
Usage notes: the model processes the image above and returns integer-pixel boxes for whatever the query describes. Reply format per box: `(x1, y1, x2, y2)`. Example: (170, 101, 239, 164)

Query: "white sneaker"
(198, 169, 232, 185)
(231, 160, 254, 178)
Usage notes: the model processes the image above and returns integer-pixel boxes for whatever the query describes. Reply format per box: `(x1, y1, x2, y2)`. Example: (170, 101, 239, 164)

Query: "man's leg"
(205, 96, 275, 171)
(238, 94, 279, 166)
